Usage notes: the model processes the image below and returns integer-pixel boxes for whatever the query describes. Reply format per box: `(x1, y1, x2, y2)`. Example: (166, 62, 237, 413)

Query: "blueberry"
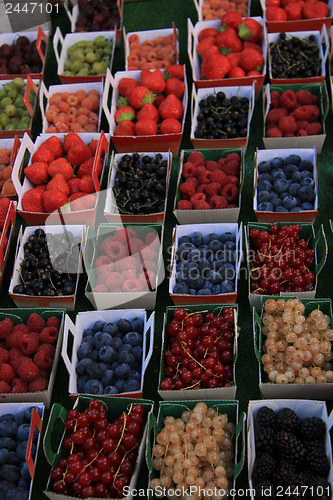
(283, 163, 298, 178)
(123, 332, 142, 346)
(219, 263, 235, 280)
(77, 342, 92, 360)
(82, 328, 95, 338)
(173, 283, 189, 294)
(257, 191, 271, 204)
(298, 159, 313, 172)
(258, 160, 271, 173)
(217, 250, 235, 264)
(176, 243, 195, 260)
(206, 270, 221, 284)
(0, 415, 14, 423)
(0, 439, 15, 452)
(176, 271, 185, 283)
(120, 344, 132, 353)
(299, 186, 315, 202)
(221, 280, 235, 293)
(98, 345, 117, 364)
(87, 362, 109, 380)
(282, 195, 297, 210)
(0, 421, 16, 438)
(258, 173, 272, 183)
(102, 322, 118, 335)
(25, 406, 42, 421)
(285, 154, 301, 165)
(6, 488, 29, 500)
(104, 386, 118, 395)
(0, 449, 9, 466)
(1, 463, 22, 480)
(198, 259, 211, 274)
(203, 233, 219, 245)
(101, 370, 114, 387)
(0, 481, 16, 495)
(76, 357, 93, 376)
(258, 202, 274, 212)
(301, 202, 314, 210)
(16, 442, 35, 461)
(186, 262, 199, 277)
(187, 276, 204, 290)
(271, 157, 284, 169)
(225, 241, 236, 251)
(117, 319, 132, 334)
(91, 321, 106, 333)
(118, 351, 135, 366)
(271, 197, 282, 208)
(18, 477, 30, 489)
(7, 451, 21, 466)
(288, 183, 300, 196)
(14, 412, 25, 427)
(114, 379, 126, 393)
(77, 375, 89, 392)
(125, 380, 140, 392)
(132, 345, 143, 361)
(292, 171, 302, 183)
(257, 180, 272, 192)
(203, 280, 214, 290)
(84, 379, 103, 395)
(189, 288, 197, 295)
(178, 235, 191, 245)
(111, 361, 121, 371)
(290, 207, 302, 212)
(81, 336, 94, 348)
(110, 337, 123, 351)
(187, 248, 201, 262)
(213, 284, 221, 294)
(208, 240, 223, 252)
(115, 363, 131, 379)
(190, 232, 203, 247)
(129, 370, 141, 383)
(198, 288, 213, 295)
(275, 206, 287, 212)
(131, 317, 144, 334)
(94, 332, 113, 349)
(271, 169, 286, 181)
(274, 178, 289, 195)
(300, 176, 315, 188)
(16, 424, 30, 442)
(89, 349, 100, 362)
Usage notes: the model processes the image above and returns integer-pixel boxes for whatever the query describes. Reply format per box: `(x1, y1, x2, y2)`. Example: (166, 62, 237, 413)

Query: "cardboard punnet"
(253, 297, 333, 399)
(84, 223, 164, 310)
(0, 27, 49, 80)
(263, 83, 329, 153)
(261, 0, 333, 32)
(268, 26, 329, 84)
(63, 0, 123, 46)
(124, 25, 179, 71)
(188, 18, 267, 98)
(0, 76, 39, 138)
(103, 67, 188, 156)
(0, 199, 16, 288)
(43, 396, 154, 500)
(9, 225, 85, 311)
(146, 400, 246, 498)
(53, 27, 116, 84)
(193, 0, 250, 20)
(169, 222, 243, 305)
(158, 304, 238, 400)
(104, 150, 172, 223)
(62, 309, 154, 399)
(254, 148, 318, 223)
(0, 309, 65, 407)
(0, 403, 44, 499)
(190, 83, 255, 150)
(245, 222, 327, 311)
(39, 81, 104, 133)
(247, 399, 333, 500)
(173, 148, 244, 224)
(0, 136, 21, 200)
(12, 131, 109, 226)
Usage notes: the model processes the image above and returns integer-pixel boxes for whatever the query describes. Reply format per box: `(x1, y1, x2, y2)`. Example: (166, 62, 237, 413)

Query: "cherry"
(77, 414, 89, 427)
(95, 482, 108, 498)
(101, 470, 114, 484)
(192, 313, 203, 325)
(181, 369, 193, 383)
(160, 378, 173, 390)
(109, 451, 121, 466)
(64, 418, 76, 431)
(220, 350, 233, 364)
(123, 433, 138, 449)
(174, 307, 187, 321)
(68, 409, 79, 420)
(52, 480, 69, 493)
(166, 354, 177, 367)
(81, 485, 95, 498)
(78, 471, 92, 486)
(88, 465, 101, 482)
(50, 467, 63, 481)
(164, 365, 176, 377)
(62, 436, 73, 450)
(108, 423, 121, 438)
(208, 377, 218, 388)
(120, 458, 134, 475)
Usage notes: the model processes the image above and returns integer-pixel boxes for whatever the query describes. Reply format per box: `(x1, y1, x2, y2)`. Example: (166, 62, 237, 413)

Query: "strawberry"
(221, 11, 243, 30)
(118, 77, 138, 97)
(68, 178, 81, 194)
(0, 198, 10, 229)
(229, 67, 246, 77)
(158, 94, 184, 120)
(116, 96, 129, 109)
(46, 174, 70, 196)
(22, 188, 45, 212)
(153, 94, 165, 108)
(198, 28, 219, 42)
(43, 189, 68, 213)
(226, 52, 241, 68)
(140, 69, 166, 94)
(239, 48, 264, 72)
(266, 6, 288, 20)
(78, 175, 95, 194)
(114, 120, 135, 136)
(135, 119, 158, 136)
(67, 143, 92, 167)
(215, 28, 242, 54)
(238, 18, 263, 43)
(88, 139, 99, 156)
(160, 118, 182, 134)
(165, 78, 185, 99)
(201, 53, 231, 80)
(77, 158, 103, 178)
(47, 158, 73, 181)
(285, 1, 304, 19)
(136, 103, 160, 123)
(164, 64, 184, 80)
(24, 162, 49, 185)
(196, 37, 216, 57)
(243, 41, 263, 52)
(127, 86, 156, 109)
(202, 45, 220, 60)
(63, 132, 85, 153)
(70, 193, 96, 211)
(43, 136, 63, 159)
(31, 143, 55, 164)
(303, 1, 328, 18)
(114, 105, 135, 124)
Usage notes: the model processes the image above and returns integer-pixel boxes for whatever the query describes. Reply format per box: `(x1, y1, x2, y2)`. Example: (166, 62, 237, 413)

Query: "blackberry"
(276, 408, 301, 433)
(255, 426, 275, 455)
(272, 459, 296, 486)
(252, 453, 276, 484)
(275, 430, 306, 465)
(304, 443, 330, 477)
(257, 406, 277, 428)
(300, 417, 326, 442)
(309, 478, 332, 500)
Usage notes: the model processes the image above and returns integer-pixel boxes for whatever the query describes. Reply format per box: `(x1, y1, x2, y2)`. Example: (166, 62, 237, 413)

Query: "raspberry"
(0, 381, 10, 393)
(12, 324, 28, 335)
(0, 346, 9, 364)
(205, 161, 219, 172)
(121, 269, 137, 281)
(18, 332, 40, 356)
(37, 343, 56, 355)
(138, 270, 156, 290)
(294, 106, 313, 121)
(197, 170, 211, 185)
(34, 349, 54, 370)
(6, 330, 22, 349)
(177, 200, 193, 209)
(222, 159, 240, 176)
(191, 193, 206, 204)
(311, 95, 318, 105)
(266, 123, 277, 131)
(197, 185, 206, 193)
(280, 90, 297, 110)
(47, 316, 61, 329)
(270, 91, 280, 108)
(222, 183, 239, 202)
(296, 89, 313, 106)
(297, 129, 308, 136)
(96, 264, 115, 276)
(106, 272, 123, 290)
(227, 176, 239, 186)
(205, 183, 221, 197)
(296, 120, 308, 131)
(140, 245, 158, 262)
(128, 238, 145, 254)
(306, 122, 322, 135)
(9, 348, 26, 371)
(266, 127, 283, 137)
(122, 278, 144, 292)
(284, 132, 295, 137)
(186, 176, 199, 187)
(307, 105, 320, 122)
(210, 195, 228, 209)
(92, 284, 108, 292)
(11, 378, 28, 394)
(114, 256, 138, 273)
(95, 255, 111, 267)
(114, 227, 137, 243)
(142, 259, 157, 274)
(182, 162, 197, 178)
(187, 151, 205, 166)
(27, 314, 46, 333)
(267, 107, 288, 124)
(210, 170, 229, 186)
(17, 359, 40, 382)
(0, 318, 14, 339)
(104, 241, 128, 261)
(218, 158, 226, 168)
(0, 363, 16, 384)
(194, 200, 210, 210)
(145, 232, 159, 248)
(39, 326, 58, 344)
(180, 181, 196, 199)
(279, 116, 297, 134)
(28, 377, 49, 392)
(98, 235, 115, 255)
